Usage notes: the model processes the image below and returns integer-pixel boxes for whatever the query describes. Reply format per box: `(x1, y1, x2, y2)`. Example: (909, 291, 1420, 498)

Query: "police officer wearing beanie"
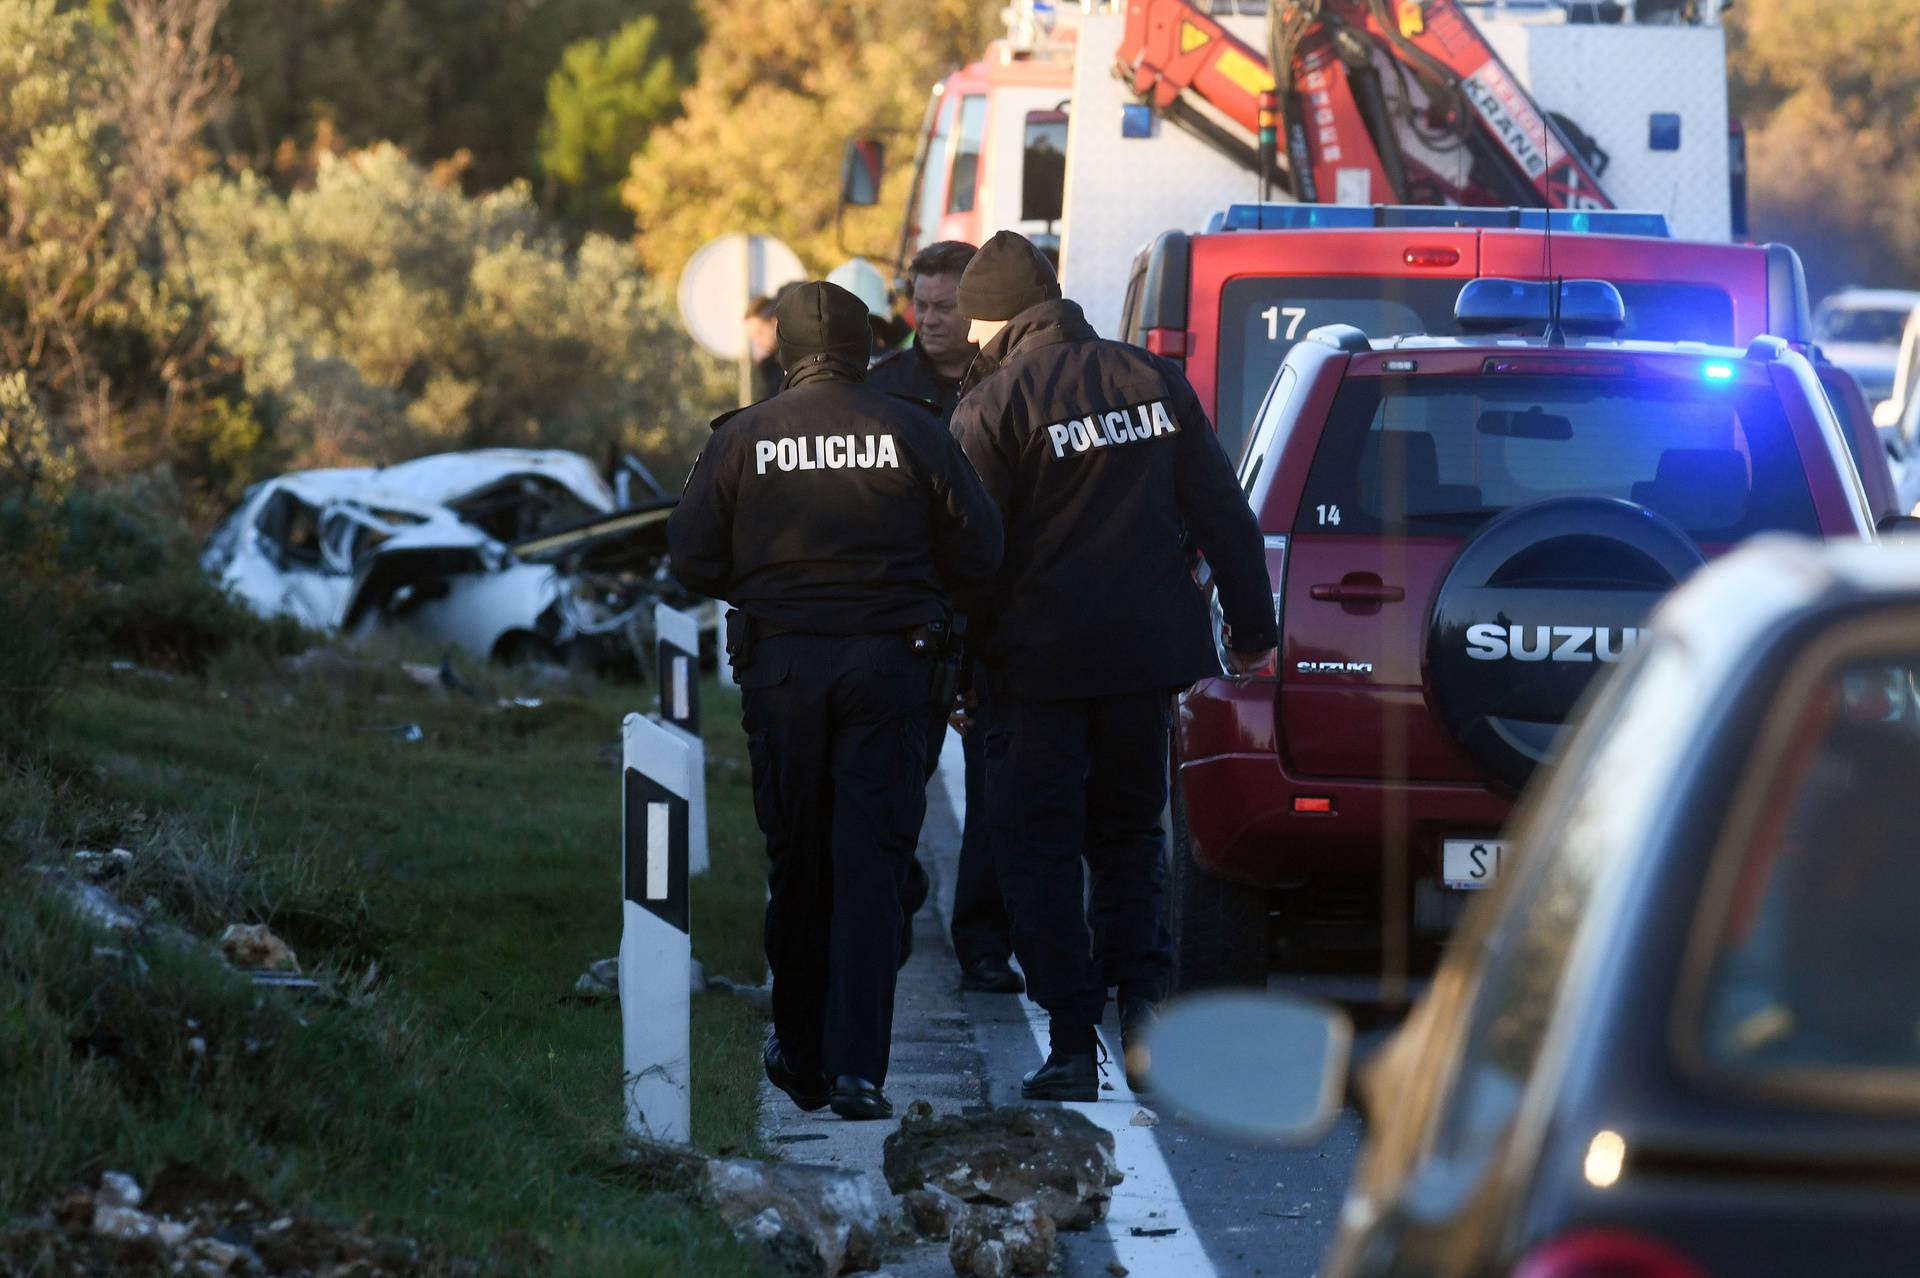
(949, 231, 1277, 1101)
(872, 240, 1024, 998)
(668, 281, 1003, 1120)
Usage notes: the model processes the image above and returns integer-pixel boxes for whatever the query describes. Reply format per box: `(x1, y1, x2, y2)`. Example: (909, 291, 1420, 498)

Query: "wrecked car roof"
(372, 450, 615, 513)
(249, 450, 617, 520)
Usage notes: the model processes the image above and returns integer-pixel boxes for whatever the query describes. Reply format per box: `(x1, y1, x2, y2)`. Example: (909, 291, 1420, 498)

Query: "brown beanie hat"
(956, 230, 1061, 321)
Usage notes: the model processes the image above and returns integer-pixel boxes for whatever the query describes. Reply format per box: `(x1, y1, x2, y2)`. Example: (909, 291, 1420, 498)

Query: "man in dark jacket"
(872, 240, 1023, 998)
(669, 281, 1003, 1120)
(868, 240, 977, 418)
(949, 231, 1277, 1100)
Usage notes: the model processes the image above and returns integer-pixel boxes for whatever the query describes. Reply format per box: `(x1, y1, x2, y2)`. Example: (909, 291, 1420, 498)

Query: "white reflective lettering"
(824, 436, 846, 468)
(1150, 401, 1178, 436)
(1068, 420, 1092, 451)
(1509, 625, 1551, 662)
(877, 435, 899, 468)
(776, 438, 799, 469)
(1048, 423, 1071, 457)
(1465, 623, 1508, 661)
(755, 440, 776, 474)
(1552, 625, 1594, 663)
(1105, 410, 1133, 442)
(1595, 627, 1638, 663)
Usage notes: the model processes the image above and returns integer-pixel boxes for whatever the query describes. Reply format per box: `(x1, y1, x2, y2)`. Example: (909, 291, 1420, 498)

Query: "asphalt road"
(927, 731, 1423, 1278)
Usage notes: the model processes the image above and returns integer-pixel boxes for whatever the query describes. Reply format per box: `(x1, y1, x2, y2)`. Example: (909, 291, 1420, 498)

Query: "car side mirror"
(1145, 991, 1351, 1144)
(1877, 513, 1920, 538)
(840, 137, 885, 208)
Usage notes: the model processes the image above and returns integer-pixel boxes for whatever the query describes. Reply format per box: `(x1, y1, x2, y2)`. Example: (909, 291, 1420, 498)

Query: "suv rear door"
(1268, 349, 1831, 785)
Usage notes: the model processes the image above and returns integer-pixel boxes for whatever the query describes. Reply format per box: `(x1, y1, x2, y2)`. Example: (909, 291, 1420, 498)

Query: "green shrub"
(0, 567, 69, 750)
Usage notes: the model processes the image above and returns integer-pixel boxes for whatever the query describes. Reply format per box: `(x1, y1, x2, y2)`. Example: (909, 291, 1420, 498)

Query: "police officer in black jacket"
(872, 240, 1024, 998)
(949, 231, 1278, 1101)
(668, 281, 1003, 1121)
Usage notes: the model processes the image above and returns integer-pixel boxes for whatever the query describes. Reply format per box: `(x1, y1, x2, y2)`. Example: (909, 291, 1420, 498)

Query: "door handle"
(1310, 582, 1404, 604)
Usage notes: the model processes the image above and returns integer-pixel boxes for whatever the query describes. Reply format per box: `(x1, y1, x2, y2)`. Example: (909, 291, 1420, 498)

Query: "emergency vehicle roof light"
(1212, 204, 1672, 239)
(1455, 278, 1626, 336)
(1306, 324, 1371, 353)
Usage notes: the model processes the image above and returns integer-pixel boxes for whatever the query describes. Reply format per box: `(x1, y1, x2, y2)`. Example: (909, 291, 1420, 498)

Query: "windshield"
(1297, 373, 1820, 540)
(1817, 305, 1913, 346)
(1217, 276, 1737, 463)
(1696, 654, 1920, 1087)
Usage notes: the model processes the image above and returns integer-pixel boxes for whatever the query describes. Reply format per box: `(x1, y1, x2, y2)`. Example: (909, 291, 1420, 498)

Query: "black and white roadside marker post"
(654, 603, 709, 876)
(655, 602, 701, 734)
(620, 712, 693, 1143)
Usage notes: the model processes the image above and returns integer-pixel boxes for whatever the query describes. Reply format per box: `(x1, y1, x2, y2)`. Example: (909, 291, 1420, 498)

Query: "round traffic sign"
(676, 233, 807, 360)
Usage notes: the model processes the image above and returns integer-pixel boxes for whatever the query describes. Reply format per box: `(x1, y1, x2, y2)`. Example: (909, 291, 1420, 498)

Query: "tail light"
(1211, 535, 1287, 681)
(1511, 1230, 1710, 1278)
(1145, 328, 1189, 358)
(1403, 245, 1461, 268)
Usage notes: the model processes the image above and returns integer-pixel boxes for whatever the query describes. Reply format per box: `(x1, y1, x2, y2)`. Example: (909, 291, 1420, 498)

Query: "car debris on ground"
(218, 923, 301, 973)
(0, 1165, 444, 1276)
(203, 449, 715, 677)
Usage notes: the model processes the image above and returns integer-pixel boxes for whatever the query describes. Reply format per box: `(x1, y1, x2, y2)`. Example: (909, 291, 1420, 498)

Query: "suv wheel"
(1168, 776, 1270, 991)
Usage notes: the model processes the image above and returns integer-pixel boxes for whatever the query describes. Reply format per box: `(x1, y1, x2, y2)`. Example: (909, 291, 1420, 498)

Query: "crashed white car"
(203, 449, 695, 672)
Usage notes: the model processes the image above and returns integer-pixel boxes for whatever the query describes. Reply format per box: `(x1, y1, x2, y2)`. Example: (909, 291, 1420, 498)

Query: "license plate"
(1442, 838, 1510, 890)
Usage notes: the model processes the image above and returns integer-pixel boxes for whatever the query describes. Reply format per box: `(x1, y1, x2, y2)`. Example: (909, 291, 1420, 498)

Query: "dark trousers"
(742, 633, 930, 1084)
(985, 691, 1174, 1027)
(925, 705, 1015, 967)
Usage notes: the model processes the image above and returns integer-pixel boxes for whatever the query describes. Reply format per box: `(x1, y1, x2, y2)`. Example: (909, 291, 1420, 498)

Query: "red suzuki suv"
(1170, 278, 1876, 989)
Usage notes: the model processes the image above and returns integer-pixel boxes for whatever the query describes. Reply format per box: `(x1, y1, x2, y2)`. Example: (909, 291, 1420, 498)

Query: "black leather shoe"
(764, 1034, 829, 1112)
(1119, 997, 1159, 1095)
(829, 1076, 893, 1121)
(959, 957, 1025, 994)
(1020, 1050, 1099, 1101)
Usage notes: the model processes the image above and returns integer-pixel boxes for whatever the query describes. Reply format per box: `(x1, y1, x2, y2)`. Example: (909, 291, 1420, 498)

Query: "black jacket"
(669, 361, 1003, 635)
(950, 299, 1277, 701)
(867, 343, 965, 422)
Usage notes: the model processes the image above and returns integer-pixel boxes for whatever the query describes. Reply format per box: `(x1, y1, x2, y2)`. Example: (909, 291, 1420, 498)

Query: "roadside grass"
(0, 646, 775, 1275)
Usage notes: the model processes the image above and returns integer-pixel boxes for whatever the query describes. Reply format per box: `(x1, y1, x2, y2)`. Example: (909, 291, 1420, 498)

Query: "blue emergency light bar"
(1456, 278, 1627, 335)
(1210, 204, 1673, 238)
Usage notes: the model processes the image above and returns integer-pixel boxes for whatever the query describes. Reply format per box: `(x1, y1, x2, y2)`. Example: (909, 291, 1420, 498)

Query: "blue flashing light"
(1703, 362, 1736, 381)
(1218, 205, 1374, 231)
(1120, 103, 1156, 139)
(1215, 204, 1674, 239)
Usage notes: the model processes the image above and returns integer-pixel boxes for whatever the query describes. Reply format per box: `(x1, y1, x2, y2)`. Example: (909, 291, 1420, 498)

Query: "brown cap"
(956, 230, 1061, 321)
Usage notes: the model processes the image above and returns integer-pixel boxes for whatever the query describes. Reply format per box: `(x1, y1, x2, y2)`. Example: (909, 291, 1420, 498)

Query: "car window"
(255, 489, 325, 569)
(946, 95, 987, 215)
(915, 92, 956, 247)
(1240, 366, 1296, 496)
(1817, 306, 1912, 346)
(1218, 277, 1460, 463)
(1694, 650, 1920, 1089)
(1296, 373, 1821, 541)
(1216, 277, 1735, 465)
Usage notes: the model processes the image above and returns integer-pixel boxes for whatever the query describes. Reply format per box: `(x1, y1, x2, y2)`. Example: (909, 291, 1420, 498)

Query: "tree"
(623, 0, 996, 280)
(538, 15, 682, 233)
(176, 145, 726, 477)
(217, 0, 703, 193)
(0, 0, 245, 498)
(1729, 0, 1920, 296)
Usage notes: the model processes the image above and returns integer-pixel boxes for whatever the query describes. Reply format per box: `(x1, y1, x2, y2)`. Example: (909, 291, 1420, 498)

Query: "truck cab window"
(946, 95, 987, 214)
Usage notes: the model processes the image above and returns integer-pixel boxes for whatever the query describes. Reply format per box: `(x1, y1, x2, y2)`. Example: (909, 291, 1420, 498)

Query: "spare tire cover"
(1426, 496, 1704, 790)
